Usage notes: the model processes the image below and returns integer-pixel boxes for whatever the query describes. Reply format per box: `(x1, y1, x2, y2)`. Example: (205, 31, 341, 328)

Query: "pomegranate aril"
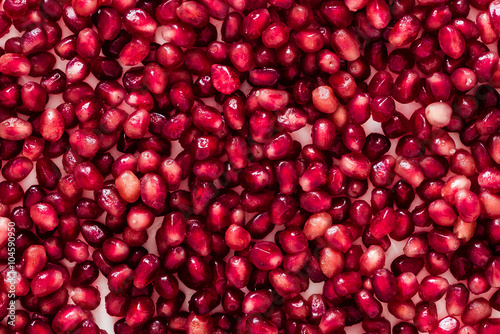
(31, 269, 64, 297)
(467, 271, 490, 295)
(71, 285, 100, 310)
(330, 28, 361, 61)
(462, 298, 492, 326)
(124, 296, 155, 328)
(123, 8, 156, 38)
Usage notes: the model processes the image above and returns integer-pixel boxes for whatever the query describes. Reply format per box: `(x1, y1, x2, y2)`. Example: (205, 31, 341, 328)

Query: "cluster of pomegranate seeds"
(0, 0, 500, 331)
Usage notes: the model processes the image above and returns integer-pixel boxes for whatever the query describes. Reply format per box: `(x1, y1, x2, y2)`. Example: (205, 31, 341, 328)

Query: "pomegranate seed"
(241, 9, 270, 40)
(22, 245, 47, 279)
(249, 241, 282, 271)
(330, 28, 361, 61)
(462, 298, 492, 326)
(0, 53, 31, 76)
(354, 289, 383, 319)
(389, 15, 421, 47)
(123, 8, 156, 38)
(439, 25, 466, 59)
(124, 296, 155, 328)
(319, 247, 344, 278)
(211, 64, 240, 95)
(425, 102, 453, 128)
(71, 285, 101, 310)
(295, 29, 324, 52)
(31, 269, 64, 297)
(318, 308, 346, 334)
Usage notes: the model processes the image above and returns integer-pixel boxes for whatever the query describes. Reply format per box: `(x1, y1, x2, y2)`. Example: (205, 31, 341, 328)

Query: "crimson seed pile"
(1, 0, 500, 332)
